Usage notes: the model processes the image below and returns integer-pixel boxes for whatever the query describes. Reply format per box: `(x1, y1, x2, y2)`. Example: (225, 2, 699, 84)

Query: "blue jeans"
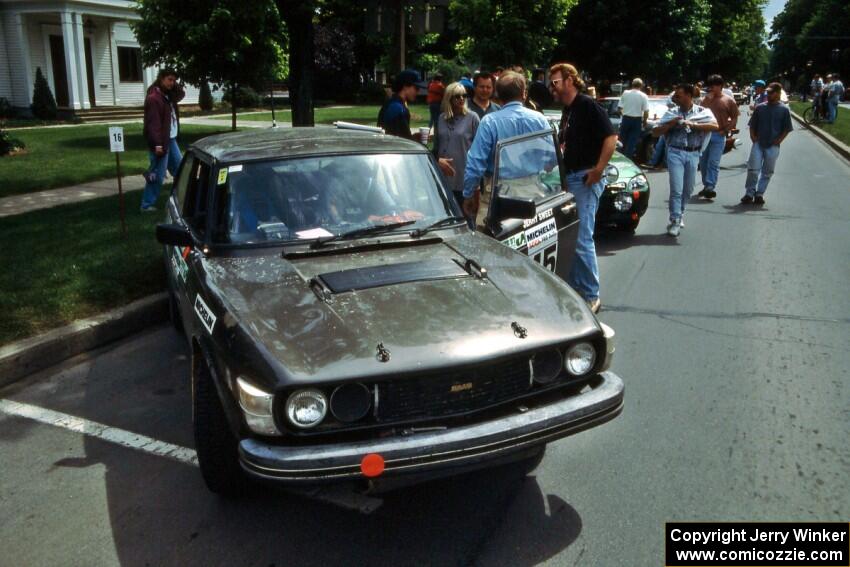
(699, 132, 725, 191)
(826, 96, 839, 123)
(566, 170, 603, 301)
(141, 138, 182, 209)
(667, 147, 699, 222)
(745, 144, 780, 196)
(619, 116, 642, 160)
(650, 136, 666, 166)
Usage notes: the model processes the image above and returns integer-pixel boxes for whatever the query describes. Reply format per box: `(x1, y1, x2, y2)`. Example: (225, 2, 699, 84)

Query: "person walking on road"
(618, 78, 650, 160)
(426, 74, 445, 129)
(141, 69, 185, 212)
(378, 69, 422, 141)
(462, 72, 549, 230)
(698, 74, 739, 200)
(825, 73, 844, 124)
(548, 63, 617, 313)
(652, 83, 718, 237)
(749, 80, 767, 112)
(468, 72, 501, 120)
(433, 82, 480, 212)
(742, 82, 793, 205)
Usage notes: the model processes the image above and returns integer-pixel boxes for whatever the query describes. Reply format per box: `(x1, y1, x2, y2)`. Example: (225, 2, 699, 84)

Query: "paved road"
(1, 113, 848, 566)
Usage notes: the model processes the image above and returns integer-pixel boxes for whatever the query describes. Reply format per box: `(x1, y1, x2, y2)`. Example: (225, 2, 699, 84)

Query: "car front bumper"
(238, 370, 624, 485)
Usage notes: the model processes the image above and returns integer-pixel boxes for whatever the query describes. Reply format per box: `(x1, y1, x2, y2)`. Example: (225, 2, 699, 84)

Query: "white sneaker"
(667, 221, 681, 237)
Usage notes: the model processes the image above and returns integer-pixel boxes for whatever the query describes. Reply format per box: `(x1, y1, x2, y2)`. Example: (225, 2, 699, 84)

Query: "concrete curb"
(0, 293, 169, 389)
(790, 110, 850, 161)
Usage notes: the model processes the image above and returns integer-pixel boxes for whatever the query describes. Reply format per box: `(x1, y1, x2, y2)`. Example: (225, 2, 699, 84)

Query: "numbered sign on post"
(109, 127, 125, 152)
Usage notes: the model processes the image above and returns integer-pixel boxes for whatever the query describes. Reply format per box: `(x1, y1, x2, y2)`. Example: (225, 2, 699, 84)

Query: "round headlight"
(614, 191, 634, 212)
(531, 349, 563, 384)
(285, 389, 328, 429)
(627, 174, 648, 191)
(604, 164, 619, 184)
(565, 342, 597, 376)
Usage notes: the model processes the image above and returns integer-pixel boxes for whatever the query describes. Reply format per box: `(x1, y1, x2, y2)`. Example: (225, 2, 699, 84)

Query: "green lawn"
(1, 191, 170, 345)
(0, 123, 228, 198)
(789, 101, 850, 146)
(238, 104, 430, 128)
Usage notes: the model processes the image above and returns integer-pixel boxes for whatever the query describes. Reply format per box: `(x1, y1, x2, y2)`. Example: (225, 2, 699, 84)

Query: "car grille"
(375, 356, 533, 422)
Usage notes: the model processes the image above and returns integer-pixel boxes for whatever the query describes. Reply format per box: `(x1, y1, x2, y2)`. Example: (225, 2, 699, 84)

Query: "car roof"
(191, 126, 427, 163)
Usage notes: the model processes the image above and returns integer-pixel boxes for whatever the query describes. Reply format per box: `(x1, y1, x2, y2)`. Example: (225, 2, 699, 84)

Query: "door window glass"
(182, 159, 211, 236)
(494, 131, 562, 204)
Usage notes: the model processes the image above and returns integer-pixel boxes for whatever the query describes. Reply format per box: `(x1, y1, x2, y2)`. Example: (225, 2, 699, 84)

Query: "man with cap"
(749, 80, 767, 111)
(378, 69, 422, 140)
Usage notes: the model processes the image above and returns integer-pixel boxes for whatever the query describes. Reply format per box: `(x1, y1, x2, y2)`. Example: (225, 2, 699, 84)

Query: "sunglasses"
(452, 94, 466, 100)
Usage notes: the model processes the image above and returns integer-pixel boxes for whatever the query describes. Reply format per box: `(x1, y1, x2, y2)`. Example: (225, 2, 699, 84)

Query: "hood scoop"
(316, 258, 472, 294)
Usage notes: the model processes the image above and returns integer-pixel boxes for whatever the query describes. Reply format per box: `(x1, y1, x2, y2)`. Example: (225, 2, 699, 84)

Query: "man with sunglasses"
(548, 63, 617, 314)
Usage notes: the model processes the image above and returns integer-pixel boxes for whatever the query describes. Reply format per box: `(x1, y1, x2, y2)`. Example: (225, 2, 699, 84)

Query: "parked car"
(596, 96, 672, 164)
(156, 126, 624, 495)
(544, 111, 651, 233)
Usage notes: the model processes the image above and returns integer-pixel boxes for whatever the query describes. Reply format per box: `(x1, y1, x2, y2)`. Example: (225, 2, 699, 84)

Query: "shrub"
(0, 122, 25, 156)
(223, 85, 261, 108)
(31, 67, 58, 120)
(356, 81, 389, 104)
(0, 97, 14, 119)
(198, 81, 214, 111)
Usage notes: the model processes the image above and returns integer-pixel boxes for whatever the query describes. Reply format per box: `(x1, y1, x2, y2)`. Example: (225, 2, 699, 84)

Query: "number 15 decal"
(532, 242, 558, 272)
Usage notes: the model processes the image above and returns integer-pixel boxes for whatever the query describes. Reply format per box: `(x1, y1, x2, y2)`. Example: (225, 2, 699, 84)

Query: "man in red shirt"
(427, 74, 445, 129)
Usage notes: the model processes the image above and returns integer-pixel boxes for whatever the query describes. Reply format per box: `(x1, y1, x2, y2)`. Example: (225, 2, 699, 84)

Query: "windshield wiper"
(310, 220, 416, 249)
(409, 216, 467, 237)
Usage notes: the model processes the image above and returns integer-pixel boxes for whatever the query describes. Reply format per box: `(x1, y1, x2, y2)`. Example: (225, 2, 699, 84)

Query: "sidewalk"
(0, 175, 146, 218)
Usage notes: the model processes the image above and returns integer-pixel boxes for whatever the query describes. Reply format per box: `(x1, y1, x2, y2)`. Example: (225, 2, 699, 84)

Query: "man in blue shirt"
(378, 69, 422, 140)
(462, 71, 550, 227)
(742, 82, 793, 205)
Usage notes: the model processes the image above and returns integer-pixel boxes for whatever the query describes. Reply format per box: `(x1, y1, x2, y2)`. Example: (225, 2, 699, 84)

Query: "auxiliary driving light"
(614, 191, 633, 212)
(565, 342, 597, 376)
(285, 389, 328, 429)
(531, 349, 563, 384)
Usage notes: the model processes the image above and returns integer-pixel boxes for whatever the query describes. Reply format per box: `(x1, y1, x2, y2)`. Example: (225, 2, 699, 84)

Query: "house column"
(59, 11, 81, 109)
(12, 14, 34, 106)
(71, 12, 90, 109)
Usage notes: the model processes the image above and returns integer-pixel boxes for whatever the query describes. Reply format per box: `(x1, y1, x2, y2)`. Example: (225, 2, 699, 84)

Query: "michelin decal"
(194, 294, 217, 334)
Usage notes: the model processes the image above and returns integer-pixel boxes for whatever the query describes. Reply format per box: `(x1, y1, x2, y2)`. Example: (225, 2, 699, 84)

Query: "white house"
(0, 0, 200, 113)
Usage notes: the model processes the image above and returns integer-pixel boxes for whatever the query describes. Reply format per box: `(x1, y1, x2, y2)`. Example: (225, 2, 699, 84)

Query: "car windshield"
(605, 99, 620, 116)
(211, 153, 452, 245)
(495, 131, 562, 205)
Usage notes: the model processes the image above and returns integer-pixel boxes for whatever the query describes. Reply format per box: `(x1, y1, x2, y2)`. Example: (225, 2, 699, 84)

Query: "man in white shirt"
(618, 78, 650, 160)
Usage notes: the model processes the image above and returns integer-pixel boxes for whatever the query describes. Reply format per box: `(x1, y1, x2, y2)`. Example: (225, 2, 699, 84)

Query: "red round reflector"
(361, 453, 385, 478)
(631, 212, 639, 220)
(633, 191, 640, 200)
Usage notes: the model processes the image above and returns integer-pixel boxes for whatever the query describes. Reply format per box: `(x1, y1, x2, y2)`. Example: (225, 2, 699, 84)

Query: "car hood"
(609, 152, 642, 180)
(202, 233, 598, 386)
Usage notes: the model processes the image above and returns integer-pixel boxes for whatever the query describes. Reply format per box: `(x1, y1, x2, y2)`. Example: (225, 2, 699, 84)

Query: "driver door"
(485, 129, 579, 282)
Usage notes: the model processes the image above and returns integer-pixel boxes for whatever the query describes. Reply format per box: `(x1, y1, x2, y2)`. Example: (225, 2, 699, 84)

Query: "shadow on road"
(54, 327, 585, 566)
(596, 230, 679, 256)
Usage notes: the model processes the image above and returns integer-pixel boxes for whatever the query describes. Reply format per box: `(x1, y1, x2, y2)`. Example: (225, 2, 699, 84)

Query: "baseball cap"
(753, 80, 766, 87)
(392, 69, 425, 91)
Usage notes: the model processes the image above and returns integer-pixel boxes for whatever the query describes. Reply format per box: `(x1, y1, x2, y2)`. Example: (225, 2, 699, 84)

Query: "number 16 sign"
(109, 126, 125, 152)
(108, 126, 127, 237)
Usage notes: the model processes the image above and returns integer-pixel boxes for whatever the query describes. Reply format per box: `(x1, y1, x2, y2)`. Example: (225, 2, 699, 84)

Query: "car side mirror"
(156, 223, 194, 247)
(494, 196, 536, 222)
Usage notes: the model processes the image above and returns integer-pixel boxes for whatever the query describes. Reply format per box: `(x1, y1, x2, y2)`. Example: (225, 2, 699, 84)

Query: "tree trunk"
(280, 1, 314, 126)
(231, 82, 237, 131)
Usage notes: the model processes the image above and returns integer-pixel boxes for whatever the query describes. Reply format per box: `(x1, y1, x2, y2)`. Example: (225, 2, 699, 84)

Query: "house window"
(117, 47, 143, 82)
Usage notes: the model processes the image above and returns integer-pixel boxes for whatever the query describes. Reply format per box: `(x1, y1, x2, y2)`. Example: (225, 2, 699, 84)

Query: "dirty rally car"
(156, 127, 624, 495)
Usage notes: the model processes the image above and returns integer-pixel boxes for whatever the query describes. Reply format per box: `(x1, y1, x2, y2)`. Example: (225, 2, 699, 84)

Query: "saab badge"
(450, 382, 473, 393)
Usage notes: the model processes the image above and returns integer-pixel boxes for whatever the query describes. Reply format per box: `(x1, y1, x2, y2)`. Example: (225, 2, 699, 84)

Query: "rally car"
(156, 126, 623, 495)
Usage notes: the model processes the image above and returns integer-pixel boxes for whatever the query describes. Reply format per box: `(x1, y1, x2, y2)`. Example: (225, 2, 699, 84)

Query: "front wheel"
(803, 106, 818, 125)
(194, 354, 249, 497)
(619, 219, 640, 234)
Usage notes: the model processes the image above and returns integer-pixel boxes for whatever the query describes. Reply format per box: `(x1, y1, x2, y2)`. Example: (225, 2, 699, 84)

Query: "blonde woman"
(433, 81, 480, 208)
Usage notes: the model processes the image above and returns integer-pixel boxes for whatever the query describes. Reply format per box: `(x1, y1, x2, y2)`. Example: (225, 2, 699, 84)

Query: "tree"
(31, 67, 58, 120)
(133, 0, 284, 130)
(553, 0, 711, 86)
(450, 0, 575, 69)
(277, 0, 315, 126)
(700, 0, 769, 82)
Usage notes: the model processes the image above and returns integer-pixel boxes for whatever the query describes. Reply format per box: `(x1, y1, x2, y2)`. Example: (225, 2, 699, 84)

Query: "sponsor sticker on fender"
(194, 294, 217, 334)
(525, 217, 557, 255)
(171, 247, 189, 282)
(504, 231, 527, 250)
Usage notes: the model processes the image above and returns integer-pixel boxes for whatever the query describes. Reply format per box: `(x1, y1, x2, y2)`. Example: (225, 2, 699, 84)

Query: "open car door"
(484, 128, 579, 282)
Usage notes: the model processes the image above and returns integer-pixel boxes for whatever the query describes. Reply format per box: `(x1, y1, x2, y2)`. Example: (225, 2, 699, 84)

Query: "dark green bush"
(0, 97, 14, 119)
(356, 81, 388, 104)
(223, 85, 261, 108)
(198, 81, 214, 111)
(30, 67, 58, 120)
(0, 122, 26, 156)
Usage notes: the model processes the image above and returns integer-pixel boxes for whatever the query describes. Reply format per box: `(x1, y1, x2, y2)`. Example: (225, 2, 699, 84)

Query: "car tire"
(168, 287, 184, 336)
(619, 219, 640, 234)
(194, 354, 249, 497)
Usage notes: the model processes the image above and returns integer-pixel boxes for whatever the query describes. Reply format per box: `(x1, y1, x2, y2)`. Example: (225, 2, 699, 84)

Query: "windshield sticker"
(228, 164, 243, 173)
(504, 231, 527, 251)
(296, 227, 334, 239)
(525, 217, 558, 256)
(217, 169, 228, 185)
(194, 295, 217, 334)
(171, 247, 189, 282)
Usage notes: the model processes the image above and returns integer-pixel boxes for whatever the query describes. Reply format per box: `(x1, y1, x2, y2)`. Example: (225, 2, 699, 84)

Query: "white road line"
(0, 399, 198, 466)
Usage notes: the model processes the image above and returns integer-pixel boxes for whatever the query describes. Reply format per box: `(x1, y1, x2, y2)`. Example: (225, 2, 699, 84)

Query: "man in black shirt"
(548, 62, 617, 313)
